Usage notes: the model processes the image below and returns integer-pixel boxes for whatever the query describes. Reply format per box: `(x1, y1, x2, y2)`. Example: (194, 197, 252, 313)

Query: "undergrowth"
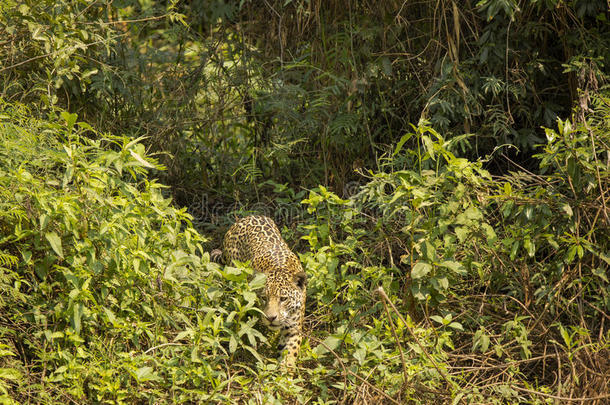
(295, 108, 609, 403)
(0, 101, 284, 403)
(1, 0, 609, 403)
(1, 95, 608, 403)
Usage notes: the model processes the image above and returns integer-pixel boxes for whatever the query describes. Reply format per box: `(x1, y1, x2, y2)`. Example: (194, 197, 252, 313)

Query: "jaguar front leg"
(278, 327, 302, 369)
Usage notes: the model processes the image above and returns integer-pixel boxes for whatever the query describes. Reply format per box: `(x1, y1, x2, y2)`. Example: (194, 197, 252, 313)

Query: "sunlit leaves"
(0, 102, 271, 402)
(412, 262, 432, 279)
(45, 232, 63, 258)
(132, 366, 160, 383)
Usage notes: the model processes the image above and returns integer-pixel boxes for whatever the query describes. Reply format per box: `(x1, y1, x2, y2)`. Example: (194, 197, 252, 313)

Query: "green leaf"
(567, 157, 578, 184)
(592, 267, 608, 283)
(0, 345, 16, 357)
(72, 302, 82, 334)
(547, 236, 559, 249)
(510, 240, 519, 260)
(452, 393, 465, 405)
(313, 335, 342, 355)
(174, 330, 193, 341)
(388, 188, 407, 204)
(412, 262, 432, 279)
(422, 240, 436, 261)
(22, 250, 32, 264)
(473, 328, 490, 353)
(411, 284, 429, 301)
(455, 226, 469, 243)
(60, 111, 77, 131)
(243, 345, 265, 363)
(242, 291, 257, 305)
(502, 200, 514, 218)
(249, 272, 267, 290)
(448, 322, 463, 331)
(45, 232, 63, 258)
(103, 307, 117, 325)
(0, 368, 22, 381)
(229, 335, 238, 353)
(436, 276, 449, 289)
(353, 347, 367, 365)
(190, 346, 201, 363)
(524, 206, 533, 220)
(393, 133, 413, 156)
(39, 214, 50, 231)
(524, 238, 535, 257)
(439, 260, 466, 275)
(223, 266, 247, 282)
(51, 331, 64, 339)
(559, 325, 571, 347)
(422, 135, 435, 160)
(482, 223, 497, 244)
(430, 315, 444, 324)
(494, 344, 504, 357)
(134, 366, 159, 382)
(129, 150, 155, 168)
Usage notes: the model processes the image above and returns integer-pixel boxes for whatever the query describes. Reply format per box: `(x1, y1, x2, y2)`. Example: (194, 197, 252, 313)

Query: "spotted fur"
(222, 216, 306, 369)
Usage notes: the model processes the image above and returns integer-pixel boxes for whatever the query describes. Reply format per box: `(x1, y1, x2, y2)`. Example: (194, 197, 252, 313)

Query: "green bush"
(295, 110, 609, 402)
(0, 100, 289, 403)
(0, 93, 607, 403)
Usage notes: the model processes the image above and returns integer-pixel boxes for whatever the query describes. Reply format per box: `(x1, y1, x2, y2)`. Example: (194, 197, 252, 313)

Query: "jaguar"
(219, 216, 307, 369)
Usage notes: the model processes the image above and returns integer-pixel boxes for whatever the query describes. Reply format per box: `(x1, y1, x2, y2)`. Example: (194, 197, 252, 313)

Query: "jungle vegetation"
(0, 0, 608, 403)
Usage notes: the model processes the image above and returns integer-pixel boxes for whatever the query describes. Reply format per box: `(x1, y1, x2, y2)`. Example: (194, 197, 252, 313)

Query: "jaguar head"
(262, 271, 307, 330)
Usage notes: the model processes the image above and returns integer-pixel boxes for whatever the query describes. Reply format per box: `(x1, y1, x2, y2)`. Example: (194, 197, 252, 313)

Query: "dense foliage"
(1, 0, 609, 403)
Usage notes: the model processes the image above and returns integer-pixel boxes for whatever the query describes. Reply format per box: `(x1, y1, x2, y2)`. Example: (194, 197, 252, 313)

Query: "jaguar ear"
(294, 271, 307, 290)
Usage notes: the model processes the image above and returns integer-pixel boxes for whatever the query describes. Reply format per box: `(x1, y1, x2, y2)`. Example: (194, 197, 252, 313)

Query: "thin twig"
(445, 353, 559, 371)
(0, 36, 127, 74)
(305, 333, 401, 405)
(511, 385, 610, 402)
(378, 287, 409, 385)
(375, 287, 454, 390)
(584, 121, 609, 225)
(262, 0, 283, 67)
(304, 333, 348, 404)
(82, 14, 171, 25)
(143, 342, 184, 354)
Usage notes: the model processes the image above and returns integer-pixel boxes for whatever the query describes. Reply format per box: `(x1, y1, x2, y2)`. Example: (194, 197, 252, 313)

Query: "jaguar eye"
(280, 296, 288, 303)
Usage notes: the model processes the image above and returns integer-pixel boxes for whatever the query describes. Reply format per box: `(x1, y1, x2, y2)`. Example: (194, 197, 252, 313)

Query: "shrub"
(296, 111, 609, 402)
(0, 100, 275, 403)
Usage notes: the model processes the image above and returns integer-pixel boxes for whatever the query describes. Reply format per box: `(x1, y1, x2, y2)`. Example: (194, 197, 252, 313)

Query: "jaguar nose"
(266, 314, 277, 323)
